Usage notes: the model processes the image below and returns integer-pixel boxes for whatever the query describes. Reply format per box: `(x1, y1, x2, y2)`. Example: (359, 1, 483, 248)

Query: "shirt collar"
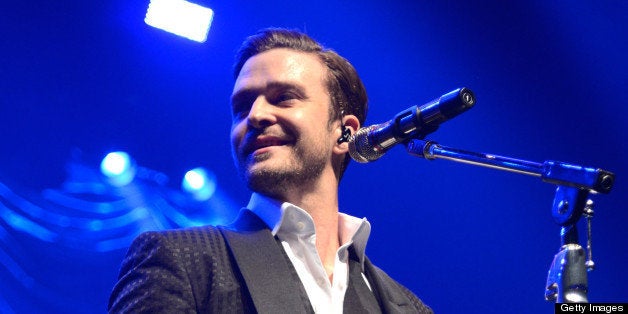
(246, 193, 372, 266)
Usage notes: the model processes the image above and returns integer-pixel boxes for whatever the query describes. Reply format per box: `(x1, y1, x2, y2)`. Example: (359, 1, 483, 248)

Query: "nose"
(246, 97, 276, 129)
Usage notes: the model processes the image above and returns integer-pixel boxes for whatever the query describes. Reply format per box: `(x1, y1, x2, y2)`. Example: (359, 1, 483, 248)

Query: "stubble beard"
(239, 142, 329, 198)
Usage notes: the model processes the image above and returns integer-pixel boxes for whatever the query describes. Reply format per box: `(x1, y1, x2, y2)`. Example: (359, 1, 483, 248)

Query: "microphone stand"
(405, 139, 615, 303)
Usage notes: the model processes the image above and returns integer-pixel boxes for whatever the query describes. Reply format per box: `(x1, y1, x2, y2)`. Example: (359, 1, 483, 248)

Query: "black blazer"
(108, 210, 432, 313)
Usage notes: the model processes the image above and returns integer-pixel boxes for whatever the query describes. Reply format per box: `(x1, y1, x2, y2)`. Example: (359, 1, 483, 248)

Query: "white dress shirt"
(247, 193, 372, 314)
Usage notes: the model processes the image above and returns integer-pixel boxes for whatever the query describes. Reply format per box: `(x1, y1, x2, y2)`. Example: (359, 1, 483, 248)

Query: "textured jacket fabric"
(108, 211, 432, 313)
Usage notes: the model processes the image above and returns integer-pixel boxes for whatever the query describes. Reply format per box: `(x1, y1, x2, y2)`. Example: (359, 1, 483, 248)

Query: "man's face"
(230, 48, 339, 196)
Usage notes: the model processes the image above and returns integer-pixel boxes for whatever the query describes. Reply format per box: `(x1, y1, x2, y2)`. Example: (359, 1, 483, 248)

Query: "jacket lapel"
(344, 248, 382, 313)
(364, 257, 418, 314)
(219, 210, 313, 314)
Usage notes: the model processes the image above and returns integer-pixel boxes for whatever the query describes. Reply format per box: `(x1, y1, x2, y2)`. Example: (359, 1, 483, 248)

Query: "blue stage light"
(182, 167, 216, 201)
(100, 152, 136, 186)
(144, 0, 214, 43)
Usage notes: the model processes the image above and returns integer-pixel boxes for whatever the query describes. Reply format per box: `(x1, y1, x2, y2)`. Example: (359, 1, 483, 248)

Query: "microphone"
(348, 87, 475, 163)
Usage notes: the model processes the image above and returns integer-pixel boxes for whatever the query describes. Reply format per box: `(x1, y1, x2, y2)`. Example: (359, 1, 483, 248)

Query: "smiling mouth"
(245, 136, 291, 156)
(254, 138, 287, 150)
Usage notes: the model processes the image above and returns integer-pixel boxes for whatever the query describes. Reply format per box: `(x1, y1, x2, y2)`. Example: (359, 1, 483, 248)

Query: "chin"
(245, 170, 292, 197)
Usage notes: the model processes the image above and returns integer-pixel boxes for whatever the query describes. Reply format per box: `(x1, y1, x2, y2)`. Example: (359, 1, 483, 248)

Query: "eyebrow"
(231, 81, 306, 104)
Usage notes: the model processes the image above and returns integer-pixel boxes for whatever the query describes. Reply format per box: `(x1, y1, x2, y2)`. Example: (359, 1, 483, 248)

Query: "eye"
(272, 91, 302, 105)
(231, 101, 247, 119)
(231, 93, 254, 119)
(277, 93, 295, 103)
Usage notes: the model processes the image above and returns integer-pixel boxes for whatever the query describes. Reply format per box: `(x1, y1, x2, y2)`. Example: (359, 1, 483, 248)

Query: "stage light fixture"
(182, 167, 216, 201)
(100, 151, 136, 186)
(144, 0, 214, 43)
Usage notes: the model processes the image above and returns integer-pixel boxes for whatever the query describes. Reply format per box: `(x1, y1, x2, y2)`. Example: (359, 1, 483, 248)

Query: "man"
(108, 28, 432, 313)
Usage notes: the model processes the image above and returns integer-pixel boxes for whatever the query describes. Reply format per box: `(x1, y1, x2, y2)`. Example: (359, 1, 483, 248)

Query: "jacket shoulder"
(134, 225, 225, 250)
(108, 226, 250, 313)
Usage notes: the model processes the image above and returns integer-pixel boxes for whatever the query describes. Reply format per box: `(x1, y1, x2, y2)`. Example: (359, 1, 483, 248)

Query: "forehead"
(232, 48, 327, 94)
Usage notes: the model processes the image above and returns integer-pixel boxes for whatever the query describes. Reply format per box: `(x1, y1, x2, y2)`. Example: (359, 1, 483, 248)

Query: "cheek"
(291, 110, 306, 122)
(230, 122, 245, 148)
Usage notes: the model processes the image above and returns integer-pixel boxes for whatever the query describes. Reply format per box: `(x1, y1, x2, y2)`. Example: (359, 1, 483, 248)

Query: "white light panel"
(145, 0, 214, 43)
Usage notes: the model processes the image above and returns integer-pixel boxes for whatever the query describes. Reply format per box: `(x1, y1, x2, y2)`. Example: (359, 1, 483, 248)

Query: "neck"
(276, 169, 341, 281)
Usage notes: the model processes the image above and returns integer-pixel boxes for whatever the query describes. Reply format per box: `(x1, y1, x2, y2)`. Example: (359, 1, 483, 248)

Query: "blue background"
(1, 1, 626, 313)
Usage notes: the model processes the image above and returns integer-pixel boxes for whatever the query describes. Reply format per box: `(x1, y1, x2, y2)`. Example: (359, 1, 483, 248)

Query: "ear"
(333, 114, 360, 154)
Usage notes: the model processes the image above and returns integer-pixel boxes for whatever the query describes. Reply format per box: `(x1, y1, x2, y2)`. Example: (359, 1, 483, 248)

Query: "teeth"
(256, 139, 283, 149)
